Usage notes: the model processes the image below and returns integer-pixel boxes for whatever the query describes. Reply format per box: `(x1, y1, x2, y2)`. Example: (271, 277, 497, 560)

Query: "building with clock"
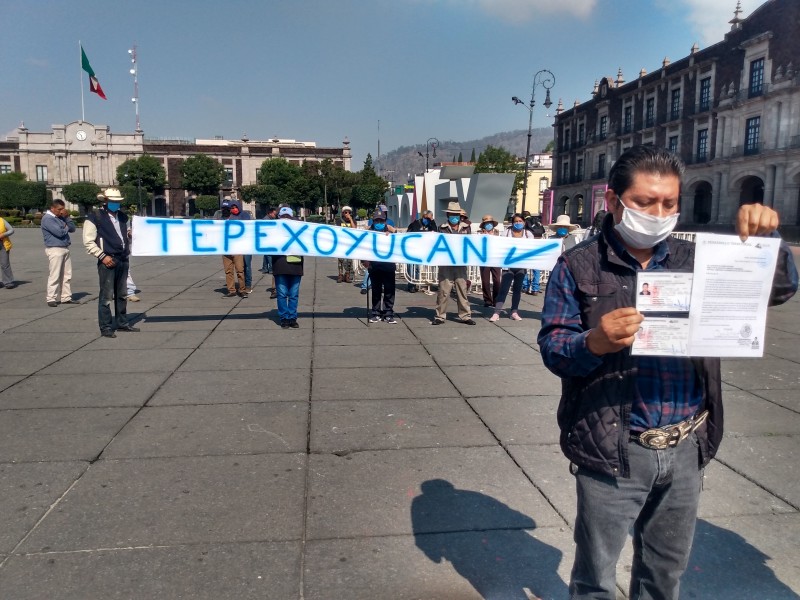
(0, 121, 352, 217)
(549, 0, 800, 237)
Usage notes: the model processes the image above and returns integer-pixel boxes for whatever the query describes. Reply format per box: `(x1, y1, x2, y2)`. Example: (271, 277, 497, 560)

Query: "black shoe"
(431, 318, 445, 326)
(461, 318, 477, 326)
(360, 289, 368, 295)
(280, 319, 290, 329)
(47, 301, 58, 307)
(116, 326, 140, 333)
(239, 292, 249, 298)
(60, 299, 76, 304)
(224, 291, 237, 297)
(269, 291, 277, 299)
(289, 320, 299, 329)
(101, 330, 116, 338)
(4, 283, 16, 289)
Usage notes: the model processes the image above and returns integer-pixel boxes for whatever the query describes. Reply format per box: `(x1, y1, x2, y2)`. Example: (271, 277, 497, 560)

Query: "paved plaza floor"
(0, 228, 799, 599)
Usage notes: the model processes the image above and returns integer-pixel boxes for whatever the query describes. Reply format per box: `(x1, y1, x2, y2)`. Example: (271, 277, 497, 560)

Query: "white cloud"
(673, 0, 756, 46)
(473, 0, 597, 22)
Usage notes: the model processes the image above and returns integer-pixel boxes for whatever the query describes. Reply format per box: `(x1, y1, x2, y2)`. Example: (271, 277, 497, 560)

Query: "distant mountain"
(372, 127, 553, 184)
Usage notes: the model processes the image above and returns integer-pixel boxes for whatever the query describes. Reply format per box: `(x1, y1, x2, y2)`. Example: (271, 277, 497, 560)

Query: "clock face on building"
(76, 130, 87, 141)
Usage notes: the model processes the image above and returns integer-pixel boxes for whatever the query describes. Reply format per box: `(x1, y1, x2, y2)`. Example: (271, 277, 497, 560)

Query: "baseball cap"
(279, 206, 294, 217)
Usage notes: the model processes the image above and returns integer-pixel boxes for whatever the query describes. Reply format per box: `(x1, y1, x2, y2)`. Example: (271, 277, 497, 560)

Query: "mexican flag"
(81, 45, 107, 100)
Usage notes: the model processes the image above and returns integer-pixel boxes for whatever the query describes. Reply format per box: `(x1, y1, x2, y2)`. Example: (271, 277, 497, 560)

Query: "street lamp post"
(418, 138, 439, 172)
(512, 69, 555, 215)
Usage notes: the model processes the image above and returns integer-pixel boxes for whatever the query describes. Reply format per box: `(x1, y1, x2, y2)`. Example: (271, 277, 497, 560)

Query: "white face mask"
(614, 197, 679, 249)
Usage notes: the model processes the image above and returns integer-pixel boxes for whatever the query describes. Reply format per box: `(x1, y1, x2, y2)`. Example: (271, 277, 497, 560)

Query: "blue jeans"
(261, 255, 272, 273)
(361, 270, 371, 290)
(97, 259, 130, 333)
(522, 269, 541, 293)
(275, 274, 301, 321)
(495, 269, 525, 312)
(570, 434, 702, 599)
(243, 255, 252, 288)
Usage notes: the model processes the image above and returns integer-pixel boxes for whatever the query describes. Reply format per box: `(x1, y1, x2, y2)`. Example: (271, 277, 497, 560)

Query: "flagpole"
(79, 41, 85, 122)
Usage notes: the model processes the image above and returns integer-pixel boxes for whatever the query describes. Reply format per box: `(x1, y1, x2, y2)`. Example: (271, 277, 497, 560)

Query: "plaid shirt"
(539, 233, 702, 431)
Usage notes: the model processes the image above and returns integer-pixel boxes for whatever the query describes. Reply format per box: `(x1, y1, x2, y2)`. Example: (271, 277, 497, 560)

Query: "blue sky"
(1, 0, 754, 169)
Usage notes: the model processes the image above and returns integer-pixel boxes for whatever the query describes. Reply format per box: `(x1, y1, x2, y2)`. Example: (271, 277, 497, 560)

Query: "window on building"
(696, 129, 708, 162)
(0, 165, 10, 175)
(576, 159, 584, 181)
(623, 106, 632, 133)
(744, 116, 761, 155)
(668, 135, 679, 154)
(224, 168, 234, 185)
(562, 162, 569, 184)
(599, 116, 608, 140)
(577, 123, 585, 145)
(564, 128, 571, 150)
(36, 165, 48, 182)
(670, 89, 681, 120)
(77, 166, 89, 182)
(597, 154, 606, 179)
(645, 98, 655, 127)
(699, 77, 711, 111)
(749, 58, 765, 98)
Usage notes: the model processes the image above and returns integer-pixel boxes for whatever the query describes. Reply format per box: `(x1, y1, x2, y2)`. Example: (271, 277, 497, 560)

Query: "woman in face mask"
(478, 215, 501, 307)
(489, 213, 534, 322)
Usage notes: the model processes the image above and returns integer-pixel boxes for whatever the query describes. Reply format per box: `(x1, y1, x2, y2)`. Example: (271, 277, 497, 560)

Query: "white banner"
(131, 216, 562, 269)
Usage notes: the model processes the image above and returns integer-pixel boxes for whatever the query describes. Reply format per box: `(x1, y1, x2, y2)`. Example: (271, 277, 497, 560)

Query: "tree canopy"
(180, 154, 225, 195)
(63, 182, 102, 211)
(116, 154, 167, 192)
(473, 145, 524, 193)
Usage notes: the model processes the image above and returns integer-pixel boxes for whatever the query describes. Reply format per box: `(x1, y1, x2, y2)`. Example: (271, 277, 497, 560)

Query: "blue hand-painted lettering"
(400, 233, 423, 263)
(191, 220, 217, 253)
(313, 225, 338, 256)
(254, 220, 278, 253)
(371, 231, 396, 260)
(281, 222, 309, 253)
(146, 218, 180, 253)
(340, 227, 370, 256)
(223, 220, 246, 252)
(503, 243, 560, 266)
(462, 236, 488, 263)
(426, 234, 457, 264)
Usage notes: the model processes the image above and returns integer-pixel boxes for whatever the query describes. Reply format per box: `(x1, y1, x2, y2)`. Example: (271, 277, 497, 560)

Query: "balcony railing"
(735, 83, 771, 102)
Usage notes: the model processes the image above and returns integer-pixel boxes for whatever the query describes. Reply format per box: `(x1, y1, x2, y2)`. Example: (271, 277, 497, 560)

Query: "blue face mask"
(107, 202, 121, 212)
(512, 222, 524, 231)
(484, 223, 494, 231)
(374, 222, 386, 231)
(422, 218, 430, 226)
(557, 227, 568, 237)
(448, 216, 460, 225)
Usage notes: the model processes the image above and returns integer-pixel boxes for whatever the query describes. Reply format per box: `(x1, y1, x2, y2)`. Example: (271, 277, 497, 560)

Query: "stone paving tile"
(19, 454, 306, 552)
(406, 322, 517, 345)
(0, 461, 88, 553)
(424, 341, 539, 366)
(723, 390, 800, 437)
(748, 388, 800, 413)
(7, 319, 100, 333)
(179, 346, 312, 372)
(303, 528, 572, 600)
(306, 446, 564, 540)
(721, 357, 800, 390)
(469, 396, 561, 445)
(0, 542, 301, 600)
(149, 369, 310, 405)
(0, 376, 25, 393)
(312, 326, 419, 346)
(310, 398, 496, 453)
(82, 330, 210, 351)
(0, 373, 170, 409)
(715, 435, 800, 508)
(103, 402, 309, 458)
(313, 344, 435, 369)
(0, 350, 74, 376)
(200, 327, 312, 348)
(0, 407, 138, 462)
(40, 348, 194, 375)
(442, 365, 562, 397)
(312, 366, 459, 401)
(137, 314, 222, 331)
(0, 332, 98, 351)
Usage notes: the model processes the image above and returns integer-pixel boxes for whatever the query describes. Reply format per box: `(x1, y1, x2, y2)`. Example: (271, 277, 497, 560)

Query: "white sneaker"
(510, 311, 522, 321)
(126, 294, 140, 302)
(489, 312, 500, 322)
(369, 315, 380, 323)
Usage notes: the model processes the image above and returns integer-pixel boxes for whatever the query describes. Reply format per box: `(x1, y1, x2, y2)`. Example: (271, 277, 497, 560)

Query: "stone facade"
(551, 0, 800, 233)
(0, 123, 351, 217)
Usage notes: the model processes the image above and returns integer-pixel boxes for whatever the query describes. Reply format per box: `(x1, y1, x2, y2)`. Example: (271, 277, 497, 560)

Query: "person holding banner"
(220, 200, 247, 298)
(477, 215, 501, 307)
(337, 206, 356, 283)
(538, 145, 798, 599)
(365, 210, 397, 324)
(433, 201, 475, 326)
(489, 213, 534, 322)
(272, 206, 304, 329)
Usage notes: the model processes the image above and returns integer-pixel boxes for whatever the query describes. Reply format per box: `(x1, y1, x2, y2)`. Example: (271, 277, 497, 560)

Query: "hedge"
(0, 180, 48, 211)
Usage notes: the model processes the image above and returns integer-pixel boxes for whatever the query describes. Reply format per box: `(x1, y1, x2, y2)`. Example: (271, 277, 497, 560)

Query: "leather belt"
(630, 410, 708, 450)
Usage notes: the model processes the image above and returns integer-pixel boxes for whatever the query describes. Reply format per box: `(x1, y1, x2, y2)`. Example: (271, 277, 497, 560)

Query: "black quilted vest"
(557, 221, 722, 478)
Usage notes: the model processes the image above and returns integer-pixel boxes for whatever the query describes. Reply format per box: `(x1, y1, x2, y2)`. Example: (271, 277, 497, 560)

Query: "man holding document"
(538, 145, 798, 599)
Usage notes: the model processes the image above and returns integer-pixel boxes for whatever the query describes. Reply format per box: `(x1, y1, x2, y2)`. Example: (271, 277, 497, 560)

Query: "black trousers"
(369, 269, 396, 317)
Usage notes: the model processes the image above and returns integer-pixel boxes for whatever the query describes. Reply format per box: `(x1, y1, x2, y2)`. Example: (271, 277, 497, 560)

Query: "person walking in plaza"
(41, 199, 75, 305)
(219, 200, 247, 298)
(83, 188, 139, 338)
(406, 209, 437, 293)
(0, 215, 16, 289)
(489, 213, 533, 322)
(432, 201, 475, 326)
(365, 210, 397, 324)
(337, 205, 356, 283)
(537, 145, 798, 599)
(477, 214, 501, 307)
(272, 206, 303, 328)
(549, 213, 579, 252)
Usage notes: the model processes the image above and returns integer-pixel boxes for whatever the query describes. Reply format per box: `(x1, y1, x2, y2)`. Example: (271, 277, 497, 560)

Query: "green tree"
(119, 184, 153, 212)
(256, 157, 307, 211)
(470, 148, 476, 162)
(458, 151, 463, 162)
(194, 195, 220, 216)
(473, 145, 524, 193)
(180, 154, 225, 196)
(350, 153, 388, 211)
(0, 171, 27, 182)
(0, 180, 47, 211)
(62, 182, 102, 213)
(116, 154, 167, 191)
(542, 140, 555, 153)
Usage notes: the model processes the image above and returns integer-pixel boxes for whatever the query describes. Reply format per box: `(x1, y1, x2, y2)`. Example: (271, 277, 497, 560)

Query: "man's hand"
(737, 203, 779, 241)
(102, 256, 116, 268)
(586, 307, 644, 356)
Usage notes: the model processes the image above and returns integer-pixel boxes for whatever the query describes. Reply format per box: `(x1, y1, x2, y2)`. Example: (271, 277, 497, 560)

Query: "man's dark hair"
(607, 145, 684, 197)
(267, 206, 277, 214)
(51, 199, 66, 208)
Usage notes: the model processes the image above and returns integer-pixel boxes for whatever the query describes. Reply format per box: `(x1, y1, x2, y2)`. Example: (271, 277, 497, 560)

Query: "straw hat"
(480, 214, 498, 228)
(548, 214, 578, 231)
(102, 187, 124, 202)
(444, 201, 462, 214)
